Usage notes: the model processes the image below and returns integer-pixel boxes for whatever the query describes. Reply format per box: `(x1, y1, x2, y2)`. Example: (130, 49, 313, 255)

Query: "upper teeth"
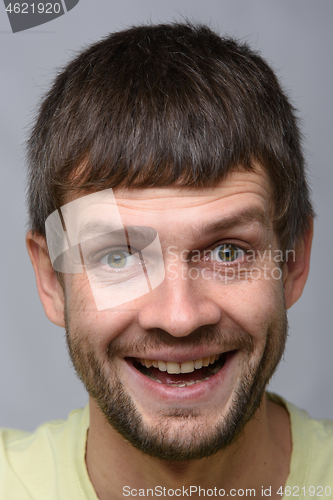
(139, 355, 219, 374)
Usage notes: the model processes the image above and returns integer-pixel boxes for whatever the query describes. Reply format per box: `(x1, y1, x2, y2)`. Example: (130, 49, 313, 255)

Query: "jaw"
(66, 307, 288, 461)
(102, 347, 269, 461)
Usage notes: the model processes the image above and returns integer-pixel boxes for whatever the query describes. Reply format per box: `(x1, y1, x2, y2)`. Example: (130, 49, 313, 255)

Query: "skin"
(27, 166, 313, 499)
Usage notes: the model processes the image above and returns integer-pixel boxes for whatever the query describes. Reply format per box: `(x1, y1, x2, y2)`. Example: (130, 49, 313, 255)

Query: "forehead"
(113, 167, 272, 223)
(65, 166, 273, 239)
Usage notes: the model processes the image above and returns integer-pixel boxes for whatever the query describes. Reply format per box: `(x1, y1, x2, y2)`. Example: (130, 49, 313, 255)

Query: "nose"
(137, 262, 222, 337)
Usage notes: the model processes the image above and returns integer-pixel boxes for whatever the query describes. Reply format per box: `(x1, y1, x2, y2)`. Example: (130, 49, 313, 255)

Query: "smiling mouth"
(131, 353, 229, 388)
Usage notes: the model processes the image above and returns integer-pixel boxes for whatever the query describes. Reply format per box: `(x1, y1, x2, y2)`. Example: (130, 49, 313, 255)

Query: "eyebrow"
(77, 223, 156, 247)
(76, 222, 122, 241)
(192, 207, 270, 240)
(76, 207, 268, 244)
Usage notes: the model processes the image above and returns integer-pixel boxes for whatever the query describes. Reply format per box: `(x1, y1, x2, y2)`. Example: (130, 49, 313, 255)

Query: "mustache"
(106, 326, 254, 358)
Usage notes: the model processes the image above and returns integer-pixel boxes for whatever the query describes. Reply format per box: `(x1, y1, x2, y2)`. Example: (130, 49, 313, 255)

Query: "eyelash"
(207, 243, 246, 263)
(195, 241, 250, 270)
(89, 246, 142, 274)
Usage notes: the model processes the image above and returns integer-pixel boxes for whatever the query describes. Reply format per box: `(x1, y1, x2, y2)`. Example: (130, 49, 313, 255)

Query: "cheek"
(212, 272, 285, 340)
(63, 274, 92, 311)
(64, 274, 138, 346)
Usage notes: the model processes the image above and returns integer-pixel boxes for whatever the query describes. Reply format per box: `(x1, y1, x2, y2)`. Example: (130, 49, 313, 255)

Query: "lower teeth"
(167, 377, 210, 388)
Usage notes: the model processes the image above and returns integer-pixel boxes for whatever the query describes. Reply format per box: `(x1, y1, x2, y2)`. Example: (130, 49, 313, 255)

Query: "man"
(1, 22, 331, 500)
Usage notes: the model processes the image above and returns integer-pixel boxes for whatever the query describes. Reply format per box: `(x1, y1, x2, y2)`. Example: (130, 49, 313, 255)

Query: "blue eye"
(213, 244, 245, 263)
(100, 250, 139, 269)
(107, 250, 128, 268)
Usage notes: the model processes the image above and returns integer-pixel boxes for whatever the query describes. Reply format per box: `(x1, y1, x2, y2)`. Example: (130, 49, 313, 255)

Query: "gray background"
(0, 0, 332, 432)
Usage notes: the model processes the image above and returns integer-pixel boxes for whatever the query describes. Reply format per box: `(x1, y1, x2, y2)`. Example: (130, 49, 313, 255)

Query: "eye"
(100, 249, 139, 269)
(211, 244, 245, 263)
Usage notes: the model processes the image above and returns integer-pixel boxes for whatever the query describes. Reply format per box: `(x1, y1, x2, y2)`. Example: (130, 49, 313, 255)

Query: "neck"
(85, 394, 291, 500)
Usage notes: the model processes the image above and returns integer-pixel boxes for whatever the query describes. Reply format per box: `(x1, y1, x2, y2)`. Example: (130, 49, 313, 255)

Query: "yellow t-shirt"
(0, 405, 97, 500)
(1, 395, 333, 499)
(269, 394, 333, 498)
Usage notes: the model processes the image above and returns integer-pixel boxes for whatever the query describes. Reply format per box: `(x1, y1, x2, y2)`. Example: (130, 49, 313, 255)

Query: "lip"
(124, 350, 238, 402)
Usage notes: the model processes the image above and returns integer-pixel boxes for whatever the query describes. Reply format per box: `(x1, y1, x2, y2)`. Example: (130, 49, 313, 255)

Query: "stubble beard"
(65, 304, 288, 461)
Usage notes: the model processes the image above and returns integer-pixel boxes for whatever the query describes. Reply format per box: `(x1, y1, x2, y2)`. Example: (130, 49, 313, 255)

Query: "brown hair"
(27, 22, 314, 251)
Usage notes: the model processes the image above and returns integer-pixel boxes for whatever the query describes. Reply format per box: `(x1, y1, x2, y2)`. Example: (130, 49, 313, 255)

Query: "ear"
(282, 219, 313, 309)
(26, 230, 66, 327)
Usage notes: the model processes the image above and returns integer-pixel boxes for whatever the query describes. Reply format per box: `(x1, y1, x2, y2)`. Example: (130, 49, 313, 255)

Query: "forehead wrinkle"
(77, 205, 270, 246)
(78, 221, 124, 240)
(78, 222, 155, 245)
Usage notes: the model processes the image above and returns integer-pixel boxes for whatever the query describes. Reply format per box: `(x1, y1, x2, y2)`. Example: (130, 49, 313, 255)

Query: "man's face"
(63, 166, 288, 460)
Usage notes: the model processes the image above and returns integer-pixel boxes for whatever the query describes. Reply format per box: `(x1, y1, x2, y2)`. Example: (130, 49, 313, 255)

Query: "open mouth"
(130, 353, 230, 388)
